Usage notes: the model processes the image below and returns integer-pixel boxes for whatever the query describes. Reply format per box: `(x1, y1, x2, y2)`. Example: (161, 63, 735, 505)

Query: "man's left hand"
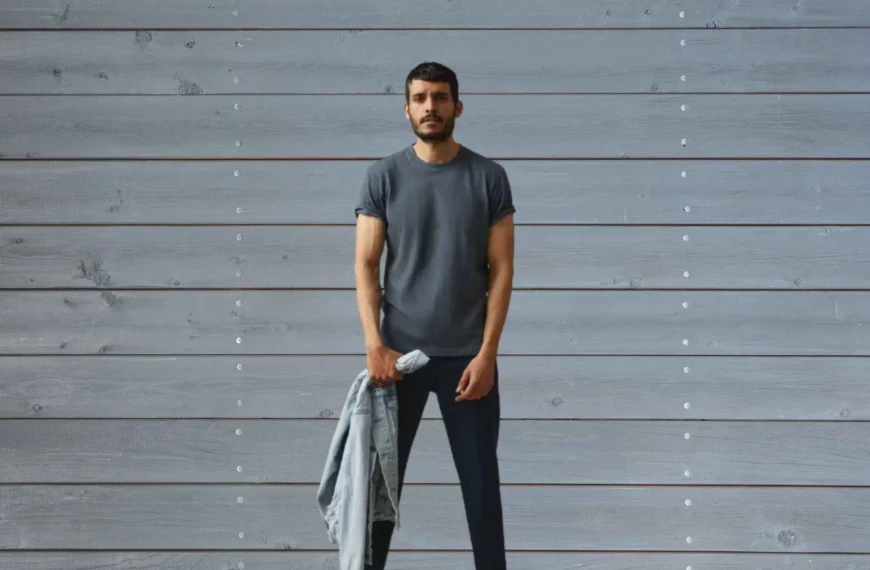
(455, 352, 496, 401)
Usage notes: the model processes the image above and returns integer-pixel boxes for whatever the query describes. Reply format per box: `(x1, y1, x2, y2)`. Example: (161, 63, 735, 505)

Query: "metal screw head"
(684, 206, 691, 213)
(682, 339, 689, 345)
(679, 11, 686, 18)
(234, 169, 240, 176)
(232, 9, 239, 16)
(681, 39, 686, 46)
(237, 400, 243, 406)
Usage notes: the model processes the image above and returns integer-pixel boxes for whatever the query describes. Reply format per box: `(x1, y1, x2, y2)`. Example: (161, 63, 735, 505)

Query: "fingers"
(457, 370, 484, 401)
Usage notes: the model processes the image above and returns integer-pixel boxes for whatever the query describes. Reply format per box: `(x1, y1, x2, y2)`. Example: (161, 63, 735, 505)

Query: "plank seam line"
(9, 222, 870, 226)
(3, 354, 870, 358)
(3, 26, 870, 31)
(4, 92, 870, 97)
(4, 157, 870, 162)
(4, 548, 870, 555)
(3, 483, 869, 489)
(5, 418, 867, 423)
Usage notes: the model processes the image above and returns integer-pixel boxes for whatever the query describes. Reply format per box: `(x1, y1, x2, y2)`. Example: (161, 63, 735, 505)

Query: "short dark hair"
(405, 62, 459, 103)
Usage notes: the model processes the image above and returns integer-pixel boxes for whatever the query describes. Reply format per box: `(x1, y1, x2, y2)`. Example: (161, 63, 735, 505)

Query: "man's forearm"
(479, 264, 513, 359)
(355, 263, 384, 349)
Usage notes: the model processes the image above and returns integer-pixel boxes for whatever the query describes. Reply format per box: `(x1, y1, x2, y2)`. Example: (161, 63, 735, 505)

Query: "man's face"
(404, 79, 462, 142)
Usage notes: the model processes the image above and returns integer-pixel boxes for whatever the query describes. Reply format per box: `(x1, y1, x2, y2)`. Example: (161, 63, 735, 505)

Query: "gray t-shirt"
(354, 144, 516, 356)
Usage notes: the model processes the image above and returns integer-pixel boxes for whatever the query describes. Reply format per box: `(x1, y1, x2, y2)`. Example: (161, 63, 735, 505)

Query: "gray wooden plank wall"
(1, 1, 869, 568)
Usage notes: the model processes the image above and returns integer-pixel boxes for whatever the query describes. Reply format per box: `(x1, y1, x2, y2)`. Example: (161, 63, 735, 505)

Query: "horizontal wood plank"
(2, 290, 868, 355)
(1, 485, 868, 551)
(2, 95, 870, 159)
(3, 160, 870, 225)
(4, 30, 869, 94)
(3, 225, 869, 290)
(3, 419, 867, 485)
(1, 0, 867, 28)
(1, 552, 865, 570)
(1, 355, 866, 420)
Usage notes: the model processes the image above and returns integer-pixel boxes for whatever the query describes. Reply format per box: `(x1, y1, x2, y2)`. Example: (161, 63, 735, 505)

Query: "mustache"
(420, 115, 442, 123)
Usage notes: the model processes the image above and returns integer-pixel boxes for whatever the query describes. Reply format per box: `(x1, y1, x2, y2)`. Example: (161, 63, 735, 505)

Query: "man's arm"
(478, 213, 515, 360)
(354, 213, 387, 350)
(354, 213, 403, 384)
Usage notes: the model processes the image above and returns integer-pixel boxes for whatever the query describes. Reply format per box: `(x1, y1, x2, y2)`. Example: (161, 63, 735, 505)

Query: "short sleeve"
(354, 167, 387, 223)
(488, 166, 516, 226)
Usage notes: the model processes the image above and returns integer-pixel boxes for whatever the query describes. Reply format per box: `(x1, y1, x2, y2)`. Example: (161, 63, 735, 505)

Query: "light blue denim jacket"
(316, 350, 430, 569)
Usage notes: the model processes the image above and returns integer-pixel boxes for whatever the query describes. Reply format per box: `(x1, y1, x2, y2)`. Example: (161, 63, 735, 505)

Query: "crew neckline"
(405, 143, 466, 170)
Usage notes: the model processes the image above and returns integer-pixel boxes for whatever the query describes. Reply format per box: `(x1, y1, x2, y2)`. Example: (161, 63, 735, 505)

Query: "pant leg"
(364, 367, 431, 570)
(433, 357, 506, 570)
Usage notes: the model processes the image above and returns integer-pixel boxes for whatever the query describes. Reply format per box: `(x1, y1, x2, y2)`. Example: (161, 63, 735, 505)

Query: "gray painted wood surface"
(4, 30, 870, 94)
(1, 553, 867, 570)
(4, 160, 870, 225)
(3, 225, 870, 289)
(2, 485, 868, 551)
(3, 0, 869, 563)
(2, 355, 866, 420)
(1, 0, 867, 28)
(3, 94, 870, 159)
(4, 419, 867, 485)
(2, 552, 867, 570)
(3, 290, 868, 355)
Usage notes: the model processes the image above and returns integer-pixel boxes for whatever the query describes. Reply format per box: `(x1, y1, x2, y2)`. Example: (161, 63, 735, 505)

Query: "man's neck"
(412, 139, 461, 164)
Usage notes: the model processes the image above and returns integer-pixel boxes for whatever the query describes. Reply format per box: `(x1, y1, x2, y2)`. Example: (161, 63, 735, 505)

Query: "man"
(353, 61, 515, 570)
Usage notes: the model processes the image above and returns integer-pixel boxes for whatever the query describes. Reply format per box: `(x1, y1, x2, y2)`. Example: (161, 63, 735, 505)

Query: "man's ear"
(454, 100, 463, 118)
(404, 103, 410, 120)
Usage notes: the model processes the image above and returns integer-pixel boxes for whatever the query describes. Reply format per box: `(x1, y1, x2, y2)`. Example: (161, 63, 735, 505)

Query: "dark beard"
(411, 115, 455, 142)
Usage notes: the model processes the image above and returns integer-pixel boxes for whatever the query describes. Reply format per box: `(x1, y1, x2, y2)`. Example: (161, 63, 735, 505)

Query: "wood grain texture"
(2, 485, 868, 551)
(4, 160, 870, 225)
(1, 552, 866, 570)
(0, 0, 867, 28)
(3, 290, 869, 356)
(3, 225, 869, 290)
(3, 95, 870, 159)
(3, 419, 868, 485)
(3, 355, 866, 420)
(4, 30, 869, 94)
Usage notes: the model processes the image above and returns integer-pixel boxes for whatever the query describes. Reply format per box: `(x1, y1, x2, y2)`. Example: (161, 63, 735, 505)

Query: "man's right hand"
(366, 344, 404, 386)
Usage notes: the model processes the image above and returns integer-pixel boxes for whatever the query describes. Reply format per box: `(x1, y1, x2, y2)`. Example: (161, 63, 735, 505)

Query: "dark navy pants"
(364, 355, 506, 569)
